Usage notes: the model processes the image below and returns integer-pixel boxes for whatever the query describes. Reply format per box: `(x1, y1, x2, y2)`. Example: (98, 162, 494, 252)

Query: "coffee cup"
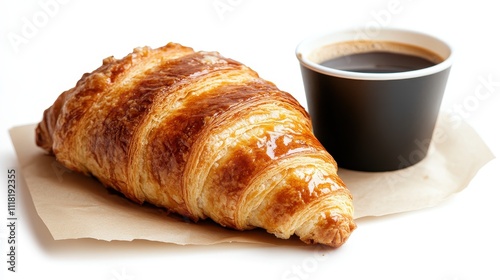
(296, 28, 453, 172)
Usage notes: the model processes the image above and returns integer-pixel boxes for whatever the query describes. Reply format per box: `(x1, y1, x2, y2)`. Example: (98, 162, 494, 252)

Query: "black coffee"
(320, 51, 437, 73)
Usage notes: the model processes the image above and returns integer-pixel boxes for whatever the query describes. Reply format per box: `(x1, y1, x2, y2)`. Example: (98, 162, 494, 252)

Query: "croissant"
(35, 42, 356, 247)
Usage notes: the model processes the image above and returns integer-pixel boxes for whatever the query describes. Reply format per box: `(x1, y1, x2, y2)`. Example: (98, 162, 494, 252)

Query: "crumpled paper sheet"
(9, 115, 494, 245)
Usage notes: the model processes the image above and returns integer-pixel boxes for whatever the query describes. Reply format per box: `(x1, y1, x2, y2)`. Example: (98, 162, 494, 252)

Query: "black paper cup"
(296, 29, 453, 172)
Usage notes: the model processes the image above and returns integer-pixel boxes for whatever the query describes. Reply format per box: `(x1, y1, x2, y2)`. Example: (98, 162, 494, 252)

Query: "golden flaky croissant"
(35, 42, 356, 247)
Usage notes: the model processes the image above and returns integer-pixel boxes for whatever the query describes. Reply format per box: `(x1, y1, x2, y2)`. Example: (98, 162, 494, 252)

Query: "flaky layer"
(36, 42, 356, 247)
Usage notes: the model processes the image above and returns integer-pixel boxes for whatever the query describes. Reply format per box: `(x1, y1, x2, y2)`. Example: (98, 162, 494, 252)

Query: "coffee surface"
(320, 51, 436, 73)
(310, 40, 443, 73)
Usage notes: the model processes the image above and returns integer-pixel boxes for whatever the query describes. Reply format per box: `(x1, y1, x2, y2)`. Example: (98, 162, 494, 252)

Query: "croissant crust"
(36, 42, 356, 247)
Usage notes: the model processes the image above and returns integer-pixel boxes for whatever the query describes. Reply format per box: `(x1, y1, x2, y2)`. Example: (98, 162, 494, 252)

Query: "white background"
(1, 0, 499, 279)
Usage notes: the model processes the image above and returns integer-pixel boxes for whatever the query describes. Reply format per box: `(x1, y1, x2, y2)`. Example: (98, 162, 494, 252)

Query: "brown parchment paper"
(9, 115, 495, 245)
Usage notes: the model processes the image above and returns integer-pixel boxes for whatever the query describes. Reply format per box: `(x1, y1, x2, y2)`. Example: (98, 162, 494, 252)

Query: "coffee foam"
(309, 40, 444, 65)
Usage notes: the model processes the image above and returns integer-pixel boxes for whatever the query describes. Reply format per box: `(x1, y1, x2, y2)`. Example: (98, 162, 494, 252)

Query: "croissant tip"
(330, 216, 356, 248)
(35, 121, 54, 154)
(298, 213, 356, 248)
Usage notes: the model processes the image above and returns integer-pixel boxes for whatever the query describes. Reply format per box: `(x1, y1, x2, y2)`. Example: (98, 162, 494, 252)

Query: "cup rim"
(296, 28, 453, 81)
